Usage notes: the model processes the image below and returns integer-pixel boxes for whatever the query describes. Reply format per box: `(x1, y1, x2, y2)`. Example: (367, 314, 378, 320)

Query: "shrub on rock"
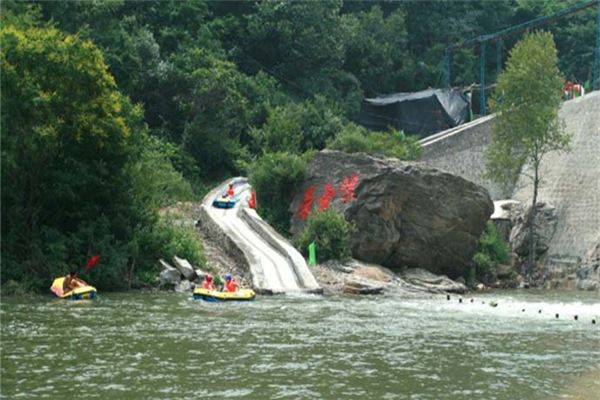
(297, 209, 354, 263)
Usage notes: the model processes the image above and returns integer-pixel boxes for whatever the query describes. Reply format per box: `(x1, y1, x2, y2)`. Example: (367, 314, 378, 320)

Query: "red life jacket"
(202, 280, 216, 290)
(225, 280, 238, 292)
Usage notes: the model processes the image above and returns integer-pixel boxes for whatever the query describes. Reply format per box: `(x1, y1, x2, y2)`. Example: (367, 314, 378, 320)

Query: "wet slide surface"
(202, 178, 320, 294)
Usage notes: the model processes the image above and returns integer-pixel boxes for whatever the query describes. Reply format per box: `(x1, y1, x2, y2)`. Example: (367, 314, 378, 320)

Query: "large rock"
(343, 279, 384, 295)
(174, 280, 193, 293)
(509, 202, 558, 258)
(400, 268, 468, 294)
(172, 256, 197, 280)
(159, 259, 181, 286)
(290, 150, 493, 277)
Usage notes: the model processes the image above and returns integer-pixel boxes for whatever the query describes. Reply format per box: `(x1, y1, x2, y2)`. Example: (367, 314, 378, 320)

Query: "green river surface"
(1, 290, 599, 399)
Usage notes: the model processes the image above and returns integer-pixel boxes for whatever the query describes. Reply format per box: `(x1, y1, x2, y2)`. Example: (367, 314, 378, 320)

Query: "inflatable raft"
(193, 288, 255, 302)
(51, 277, 97, 300)
(212, 195, 238, 209)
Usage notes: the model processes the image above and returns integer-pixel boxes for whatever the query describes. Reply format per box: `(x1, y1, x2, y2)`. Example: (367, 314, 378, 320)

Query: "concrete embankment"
(512, 92, 600, 273)
(419, 92, 600, 287)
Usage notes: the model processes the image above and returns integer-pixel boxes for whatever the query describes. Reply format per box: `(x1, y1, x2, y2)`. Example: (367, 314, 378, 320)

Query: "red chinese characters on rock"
(296, 185, 315, 220)
(339, 173, 359, 203)
(317, 183, 337, 211)
(295, 173, 360, 220)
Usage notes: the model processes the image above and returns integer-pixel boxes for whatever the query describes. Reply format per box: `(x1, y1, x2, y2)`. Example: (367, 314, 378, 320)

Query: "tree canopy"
(486, 31, 569, 275)
(0, 1, 594, 291)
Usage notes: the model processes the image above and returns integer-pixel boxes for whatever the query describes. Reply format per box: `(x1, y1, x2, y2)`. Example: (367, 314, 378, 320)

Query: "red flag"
(85, 255, 101, 272)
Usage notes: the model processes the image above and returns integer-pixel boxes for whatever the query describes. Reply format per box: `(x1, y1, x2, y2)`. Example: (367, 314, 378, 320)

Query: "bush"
(248, 96, 345, 155)
(157, 220, 205, 267)
(248, 151, 309, 233)
(297, 209, 354, 263)
(472, 222, 509, 284)
(327, 123, 421, 160)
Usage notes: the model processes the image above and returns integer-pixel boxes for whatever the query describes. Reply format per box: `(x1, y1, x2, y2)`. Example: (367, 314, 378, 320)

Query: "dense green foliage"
(328, 124, 422, 160)
(1, 1, 594, 290)
(248, 152, 310, 233)
(486, 31, 569, 274)
(471, 222, 510, 285)
(0, 23, 201, 291)
(297, 209, 354, 263)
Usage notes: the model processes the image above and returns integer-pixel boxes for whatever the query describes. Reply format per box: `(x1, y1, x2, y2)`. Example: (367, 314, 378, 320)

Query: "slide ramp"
(201, 178, 321, 295)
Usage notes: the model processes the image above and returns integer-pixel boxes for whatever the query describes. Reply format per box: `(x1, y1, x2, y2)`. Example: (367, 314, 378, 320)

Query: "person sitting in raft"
(202, 273, 217, 290)
(63, 270, 87, 293)
(223, 273, 238, 293)
(226, 183, 235, 198)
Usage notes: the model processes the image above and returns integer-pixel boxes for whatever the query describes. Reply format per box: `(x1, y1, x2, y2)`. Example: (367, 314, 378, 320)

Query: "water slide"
(200, 178, 321, 295)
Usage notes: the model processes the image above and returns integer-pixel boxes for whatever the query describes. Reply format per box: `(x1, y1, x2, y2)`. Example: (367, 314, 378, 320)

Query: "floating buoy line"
(445, 295, 598, 325)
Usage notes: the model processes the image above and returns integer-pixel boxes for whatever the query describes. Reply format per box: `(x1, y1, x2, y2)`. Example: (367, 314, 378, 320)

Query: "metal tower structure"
(443, 0, 600, 115)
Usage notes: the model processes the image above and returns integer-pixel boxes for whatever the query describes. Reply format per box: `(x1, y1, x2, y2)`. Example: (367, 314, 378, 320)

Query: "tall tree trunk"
(527, 155, 540, 280)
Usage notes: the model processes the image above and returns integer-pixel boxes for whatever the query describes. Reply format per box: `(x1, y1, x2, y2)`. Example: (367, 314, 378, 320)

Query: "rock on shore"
(312, 259, 468, 295)
(290, 150, 494, 278)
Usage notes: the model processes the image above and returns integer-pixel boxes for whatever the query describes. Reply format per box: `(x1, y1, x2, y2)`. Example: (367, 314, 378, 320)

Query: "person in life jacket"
(226, 183, 235, 198)
(223, 273, 238, 293)
(202, 273, 217, 290)
(63, 270, 87, 293)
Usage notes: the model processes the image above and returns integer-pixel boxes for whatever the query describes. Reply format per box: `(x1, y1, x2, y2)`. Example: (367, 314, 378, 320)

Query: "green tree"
(0, 24, 199, 291)
(1, 25, 141, 288)
(486, 31, 569, 277)
(297, 209, 354, 263)
(249, 96, 345, 155)
(341, 6, 412, 96)
(248, 152, 309, 233)
(327, 123, 422, 160)
(471, 222, 509, 285)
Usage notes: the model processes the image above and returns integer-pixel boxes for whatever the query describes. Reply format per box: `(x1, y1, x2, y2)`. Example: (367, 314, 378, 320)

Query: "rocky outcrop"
(577, 240, 600, 291)
(159, 260, 181, 286)
(400, 268, 468, 294)
(290, 150, 493, 278)
(577, 263, 599, 291)
(491, 200, 522, 243)
(343, 280, 384, 295)
(158, 257, 204, 292)
(173, 256, 196, 280)
(509, 202, 558, 258)
(312, 259, 468, 295)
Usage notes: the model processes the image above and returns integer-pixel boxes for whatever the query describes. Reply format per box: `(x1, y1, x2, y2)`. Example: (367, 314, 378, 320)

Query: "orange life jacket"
(225, 280, 238, 292)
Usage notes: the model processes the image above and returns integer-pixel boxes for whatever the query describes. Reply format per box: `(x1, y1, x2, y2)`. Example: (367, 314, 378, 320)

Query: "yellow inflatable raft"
(51, 277, 97, 300)
(193, 288, 255, 302)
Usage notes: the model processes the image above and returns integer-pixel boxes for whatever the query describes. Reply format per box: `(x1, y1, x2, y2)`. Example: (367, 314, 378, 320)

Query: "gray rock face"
(290, 150, 493, 277)
(509, 202, 558, 258)
(400, 268, 468, 294)
(174, 280, 193, 293)
(343, 279, 384, 295)
(172, 256, 197, 280)
(159, 259, 181, 286)
(577, 266, 599, 291)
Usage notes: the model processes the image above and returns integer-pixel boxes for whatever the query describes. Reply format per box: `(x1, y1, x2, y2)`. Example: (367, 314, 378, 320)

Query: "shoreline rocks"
(312, 259, 468, 296)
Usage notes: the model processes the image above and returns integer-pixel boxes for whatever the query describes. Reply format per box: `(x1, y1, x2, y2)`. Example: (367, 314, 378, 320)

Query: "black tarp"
(359, 88, 470, 138)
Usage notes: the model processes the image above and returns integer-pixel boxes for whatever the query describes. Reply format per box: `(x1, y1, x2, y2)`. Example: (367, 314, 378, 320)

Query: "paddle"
(85, 254, 101, 273)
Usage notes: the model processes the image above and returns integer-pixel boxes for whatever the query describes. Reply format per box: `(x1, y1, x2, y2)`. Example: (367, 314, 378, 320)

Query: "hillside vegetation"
(1, 1, 595, 291)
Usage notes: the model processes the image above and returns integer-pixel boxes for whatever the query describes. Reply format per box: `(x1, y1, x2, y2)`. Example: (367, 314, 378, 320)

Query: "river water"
(1, 290, 598, 399)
